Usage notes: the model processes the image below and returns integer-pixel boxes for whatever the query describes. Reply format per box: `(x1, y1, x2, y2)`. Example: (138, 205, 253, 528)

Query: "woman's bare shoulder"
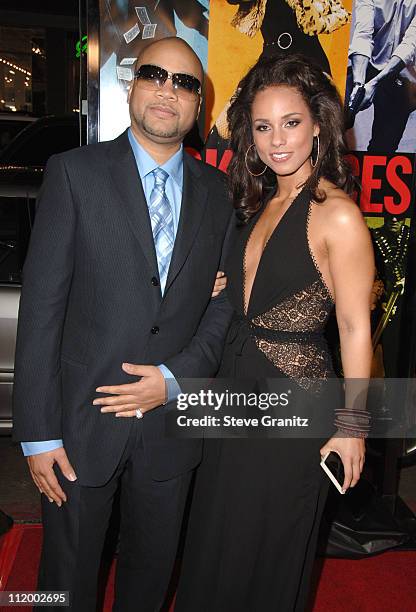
(315, 180, 365, 230)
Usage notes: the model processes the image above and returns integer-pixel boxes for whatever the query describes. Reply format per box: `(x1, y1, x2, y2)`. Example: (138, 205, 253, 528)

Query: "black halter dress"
(175, 186, 338, 612)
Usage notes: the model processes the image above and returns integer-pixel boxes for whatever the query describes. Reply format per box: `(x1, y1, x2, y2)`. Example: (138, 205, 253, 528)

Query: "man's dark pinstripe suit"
(12, 130, 233, 610)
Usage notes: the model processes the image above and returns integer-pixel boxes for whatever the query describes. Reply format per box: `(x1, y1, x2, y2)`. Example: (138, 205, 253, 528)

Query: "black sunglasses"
(134, 64, 202, 98)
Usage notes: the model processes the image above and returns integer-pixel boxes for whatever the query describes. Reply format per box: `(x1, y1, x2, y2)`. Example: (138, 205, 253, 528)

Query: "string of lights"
(0, 57, 31, 77)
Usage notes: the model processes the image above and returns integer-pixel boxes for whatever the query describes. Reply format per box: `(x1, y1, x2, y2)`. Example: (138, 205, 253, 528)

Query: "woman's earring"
(245, 143, 267, 176)
(311, 135, 320, 168)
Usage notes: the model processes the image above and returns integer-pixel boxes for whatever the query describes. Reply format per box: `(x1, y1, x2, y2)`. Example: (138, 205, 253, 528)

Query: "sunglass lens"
(173, 74, 201, 95)
(136, 65, 166, 85)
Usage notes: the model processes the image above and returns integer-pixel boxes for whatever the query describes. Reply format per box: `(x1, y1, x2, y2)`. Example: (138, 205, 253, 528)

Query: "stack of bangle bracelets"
(334, 408, 371, 438)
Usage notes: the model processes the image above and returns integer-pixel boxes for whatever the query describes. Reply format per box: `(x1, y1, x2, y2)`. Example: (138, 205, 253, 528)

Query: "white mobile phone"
(320, 451, 345, 495)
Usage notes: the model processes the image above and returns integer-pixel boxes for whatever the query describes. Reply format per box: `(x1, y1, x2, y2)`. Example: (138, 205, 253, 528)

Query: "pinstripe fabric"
(12, 130, 233, 486)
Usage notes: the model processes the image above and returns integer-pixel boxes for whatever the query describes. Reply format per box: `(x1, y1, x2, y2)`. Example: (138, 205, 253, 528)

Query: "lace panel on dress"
(254, 338, 331, 394)
(252, 279, 333, 333)
(251, 279, 334, 393)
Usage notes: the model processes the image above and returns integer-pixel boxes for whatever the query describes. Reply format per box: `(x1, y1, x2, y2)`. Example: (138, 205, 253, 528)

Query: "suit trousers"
(346, 65, 414, 153)
(37, 419, 193, 612)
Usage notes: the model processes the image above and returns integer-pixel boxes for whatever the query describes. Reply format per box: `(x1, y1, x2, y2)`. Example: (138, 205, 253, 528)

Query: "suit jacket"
(12, 130, 233, 486)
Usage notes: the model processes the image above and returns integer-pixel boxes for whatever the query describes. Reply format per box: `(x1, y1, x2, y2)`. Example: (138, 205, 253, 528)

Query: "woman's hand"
(212, 271, 227, 297)
(320, 435, 365, 493)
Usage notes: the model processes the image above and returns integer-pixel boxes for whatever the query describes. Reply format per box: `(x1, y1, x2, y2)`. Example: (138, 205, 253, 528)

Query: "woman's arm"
(328, 198, 374, 378)
(320, 195, 374, 492)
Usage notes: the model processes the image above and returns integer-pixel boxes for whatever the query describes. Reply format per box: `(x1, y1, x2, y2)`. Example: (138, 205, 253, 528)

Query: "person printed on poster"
(370, 215, 410, 378)
(345, 0, 416, 153)
(207, 0, 350, 153)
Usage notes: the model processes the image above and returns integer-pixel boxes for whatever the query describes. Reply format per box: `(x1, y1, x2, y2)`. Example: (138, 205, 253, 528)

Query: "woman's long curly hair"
(226, 53, 354, 223)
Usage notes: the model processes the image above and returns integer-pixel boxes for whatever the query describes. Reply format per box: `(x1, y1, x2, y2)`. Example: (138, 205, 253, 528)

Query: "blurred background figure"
(370, 216, 410, 377)
(345, 0, 416, 153)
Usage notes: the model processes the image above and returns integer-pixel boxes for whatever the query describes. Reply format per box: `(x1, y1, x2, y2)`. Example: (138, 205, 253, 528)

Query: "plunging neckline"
(242, 186, 306, 316)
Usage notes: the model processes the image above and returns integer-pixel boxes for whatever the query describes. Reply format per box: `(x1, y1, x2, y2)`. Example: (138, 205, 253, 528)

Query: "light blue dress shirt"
(21, 129, 182, 456)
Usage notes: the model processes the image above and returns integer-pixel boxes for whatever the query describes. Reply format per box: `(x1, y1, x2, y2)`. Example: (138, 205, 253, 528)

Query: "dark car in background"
(0, 112, 38, 153)
(0, 113, 83, 167)
(0, 114, 84, 432)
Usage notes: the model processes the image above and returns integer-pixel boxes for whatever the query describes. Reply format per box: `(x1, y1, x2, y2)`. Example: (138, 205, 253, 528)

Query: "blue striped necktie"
(149, 167, 174, 293)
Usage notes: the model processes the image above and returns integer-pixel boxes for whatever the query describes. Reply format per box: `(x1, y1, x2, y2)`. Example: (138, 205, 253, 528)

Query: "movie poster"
(347, 151, 415, 382)
(344, 0, 416, 381)
(99, 0, 209, 142)
(202, 0, 353, 168)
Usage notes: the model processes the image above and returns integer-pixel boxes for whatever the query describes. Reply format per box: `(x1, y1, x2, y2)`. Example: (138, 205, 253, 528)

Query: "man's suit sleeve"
(164, 292, 233, 380)
(13, 154, 76, 442)
(164, 209, 235, 380)
(393, 13, 416, 66)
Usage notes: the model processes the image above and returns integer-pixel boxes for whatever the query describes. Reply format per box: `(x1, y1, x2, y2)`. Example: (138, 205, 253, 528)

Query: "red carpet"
(1, 525, 415, 612)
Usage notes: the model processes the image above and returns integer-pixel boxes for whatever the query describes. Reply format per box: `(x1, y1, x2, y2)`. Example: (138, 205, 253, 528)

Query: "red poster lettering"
(385, 156, 412, 215)
(205, 148, 217, 167)
(217, 150, 232, 173)
(205, 149, 233, 173)
(360, 156, 386, 214)
(184, 147, 202, 160)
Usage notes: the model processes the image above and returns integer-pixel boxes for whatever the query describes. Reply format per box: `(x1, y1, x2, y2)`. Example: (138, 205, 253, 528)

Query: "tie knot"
(153, 167, 169, 188)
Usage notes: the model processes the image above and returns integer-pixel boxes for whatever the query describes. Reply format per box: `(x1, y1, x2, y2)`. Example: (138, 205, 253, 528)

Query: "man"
(346, 0, 416, 152)
(13, 37, 232, 611)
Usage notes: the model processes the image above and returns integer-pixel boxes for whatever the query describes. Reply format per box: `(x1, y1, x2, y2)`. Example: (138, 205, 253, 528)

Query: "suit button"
(151, 276, 159, 286)
(151, 326, 159, 335)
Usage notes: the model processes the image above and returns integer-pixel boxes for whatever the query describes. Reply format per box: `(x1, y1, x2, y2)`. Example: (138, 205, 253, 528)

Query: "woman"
(175, 54, 374, 611)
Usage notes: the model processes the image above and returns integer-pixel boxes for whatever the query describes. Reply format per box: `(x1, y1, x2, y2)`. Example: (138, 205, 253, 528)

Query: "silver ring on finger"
(135, 408, 144, 419)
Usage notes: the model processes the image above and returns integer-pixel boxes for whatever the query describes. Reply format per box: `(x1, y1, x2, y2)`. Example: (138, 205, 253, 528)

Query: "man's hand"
(211, 271, 227, 297)
(359, 79, 378, 111)
(320, 436, 365, 493)
(27, 447, 77, 506)
(94, 364, 166, 418)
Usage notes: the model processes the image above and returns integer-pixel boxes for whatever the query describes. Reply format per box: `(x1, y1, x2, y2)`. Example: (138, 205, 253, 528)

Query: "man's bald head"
(135, 37, 204, 84)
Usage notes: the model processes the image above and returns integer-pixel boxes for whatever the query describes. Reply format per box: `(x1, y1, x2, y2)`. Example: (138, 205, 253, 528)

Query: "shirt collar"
(128, 128, 183, 190)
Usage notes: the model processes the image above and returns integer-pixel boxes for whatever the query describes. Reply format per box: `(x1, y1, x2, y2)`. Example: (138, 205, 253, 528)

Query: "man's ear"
(127, 83, 133, 103)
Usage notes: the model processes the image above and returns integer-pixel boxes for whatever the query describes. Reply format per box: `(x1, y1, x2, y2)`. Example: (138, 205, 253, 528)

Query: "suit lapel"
(106, 130, 159, 278)
(164, 153, 208, 294)
(106, 133, 208, 297)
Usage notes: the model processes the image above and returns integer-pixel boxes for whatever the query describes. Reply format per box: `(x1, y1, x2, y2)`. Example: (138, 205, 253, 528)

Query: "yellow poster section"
(205, 0, 353, 137)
